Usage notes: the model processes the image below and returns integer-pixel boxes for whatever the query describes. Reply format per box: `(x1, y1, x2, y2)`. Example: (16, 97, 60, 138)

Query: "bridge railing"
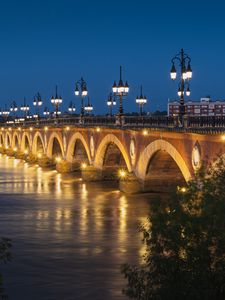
(187, 116, 225, 128)
(21, 116, 117, 127)
(122, 116, 175, 127)
(18, 115, 176, 129)
(2, 115, 225, 132)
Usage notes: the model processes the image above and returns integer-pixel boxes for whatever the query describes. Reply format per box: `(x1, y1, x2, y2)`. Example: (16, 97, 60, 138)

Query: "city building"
(168, 97, 225, 116)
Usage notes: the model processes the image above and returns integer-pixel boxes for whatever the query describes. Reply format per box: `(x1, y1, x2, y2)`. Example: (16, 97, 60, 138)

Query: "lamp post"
(170, 48, 192, 125)
(74, 77, 88, 118)
(1, 106, 10, 122)
(33, 92, 43, 120)
(112, 66, 129, 124)
(106, 93, 116, 116)
(68, 101, 76, 114)
(26, 113, 32, 120)
(10, 101, 18, 120)
(43, 107, 50, 117)
(136, 86, 147, 115)
(84, 97, 93, 115)
(20, 98, 30, 119)
(51, 86, 62, 118)
(33, 113, 38, 120)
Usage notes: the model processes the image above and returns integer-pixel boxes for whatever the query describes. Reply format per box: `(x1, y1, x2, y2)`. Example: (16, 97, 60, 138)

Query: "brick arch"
(46, 132, 64, 158)
(32, 132, 45, 155)
(5, 132, 12, 148)
(94, 134, 132, 172)
(136, 139, 191, 182)
(66, 132, 91, 163)
(11, 132, 20, 149)
(0, 133, 4, 146)
(21, 132, 32, 151)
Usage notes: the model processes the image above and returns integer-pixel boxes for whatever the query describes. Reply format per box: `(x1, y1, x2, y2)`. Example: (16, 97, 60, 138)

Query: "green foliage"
(122, 158, 225, 299)
(0, 238, 11, 300)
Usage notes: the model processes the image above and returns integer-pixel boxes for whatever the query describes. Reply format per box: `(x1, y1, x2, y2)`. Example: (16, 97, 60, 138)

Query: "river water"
(0, 154, 156, 300)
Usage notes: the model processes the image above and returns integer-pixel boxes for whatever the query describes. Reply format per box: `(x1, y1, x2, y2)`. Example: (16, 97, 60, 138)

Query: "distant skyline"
(0, 0, 225, 114)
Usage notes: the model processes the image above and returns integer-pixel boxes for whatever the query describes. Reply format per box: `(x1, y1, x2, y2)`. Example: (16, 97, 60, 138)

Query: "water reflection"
(0, 154, 154, 300)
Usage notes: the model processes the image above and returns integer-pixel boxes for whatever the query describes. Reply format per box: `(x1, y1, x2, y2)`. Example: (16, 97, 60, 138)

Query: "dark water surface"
(0, 155, 155, 300)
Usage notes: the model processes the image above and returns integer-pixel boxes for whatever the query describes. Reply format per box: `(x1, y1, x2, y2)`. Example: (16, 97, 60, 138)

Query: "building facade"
(168, 97, 225, 116)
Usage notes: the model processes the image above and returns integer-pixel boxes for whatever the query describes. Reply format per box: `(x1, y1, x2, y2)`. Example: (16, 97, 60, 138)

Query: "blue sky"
(0, 0, 225, 114)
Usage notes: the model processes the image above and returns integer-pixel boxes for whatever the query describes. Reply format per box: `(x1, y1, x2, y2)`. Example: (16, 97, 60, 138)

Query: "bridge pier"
(25, 152, 37, 164)
(119, 173, 143, 194)
(81, 166, 102, 182)
(37, 154, 55, 169)
(5, 148, 15, 157)
(14, 150, 25, 160)
(0, 146, 6, 154)
(56, 159, 80, 173)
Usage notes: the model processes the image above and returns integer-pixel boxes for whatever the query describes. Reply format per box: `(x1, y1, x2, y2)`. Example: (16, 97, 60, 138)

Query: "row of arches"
(0, 131, 191, 186)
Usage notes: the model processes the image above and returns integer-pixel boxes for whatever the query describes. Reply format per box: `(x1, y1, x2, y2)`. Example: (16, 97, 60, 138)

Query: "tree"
(0, 238, 11, 300)
(122, 158, 225, 300)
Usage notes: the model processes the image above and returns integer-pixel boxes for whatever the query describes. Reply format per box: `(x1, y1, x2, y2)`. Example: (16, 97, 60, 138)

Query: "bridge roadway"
(0, 115, 224, 193)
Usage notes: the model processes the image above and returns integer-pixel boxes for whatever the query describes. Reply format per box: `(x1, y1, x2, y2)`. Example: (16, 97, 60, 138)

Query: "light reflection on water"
(0, 154, 155, 300)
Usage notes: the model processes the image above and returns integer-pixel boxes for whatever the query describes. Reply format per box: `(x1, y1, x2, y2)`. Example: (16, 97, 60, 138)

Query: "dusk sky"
(1, 0, 225, 114)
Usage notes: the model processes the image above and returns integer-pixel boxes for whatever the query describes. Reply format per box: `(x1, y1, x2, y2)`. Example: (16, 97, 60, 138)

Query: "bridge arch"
(32, 132, 45, 155)
(21, 132, 32, 151)
(66, 132, 91, 163)
(5, 132, 12, 148)
(94, 134, 132, 172)
(0, 133, 4, 147)
(46, 132, 64, 158)
(11, 132, 20, 149)
(136, 139, 191, 183)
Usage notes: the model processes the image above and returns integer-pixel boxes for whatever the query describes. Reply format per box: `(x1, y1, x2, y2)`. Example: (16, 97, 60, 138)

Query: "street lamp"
(112, 66, 129, 117)
(10, 101, 18, 119)
(51, 86, 62, 118)
(136, 85, 147, 115)
(74, 77, 88, 117)
(53, 110, 61, 117)
(106, 93, 116, 116)
(33, 92, 43, 120)
(1, 106, 10, 122)
(43, 107, 50, 117)
(84, 97, 93, 114)
(20, 98, 30, 119)
(170, 48, 192, 124)
(33, 114, 39, 120)
(68, 101, 76, 114)
(26, 113, 32, 120)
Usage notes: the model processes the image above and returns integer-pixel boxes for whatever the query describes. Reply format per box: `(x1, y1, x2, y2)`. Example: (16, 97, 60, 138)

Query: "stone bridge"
(0, 124, 224, 192)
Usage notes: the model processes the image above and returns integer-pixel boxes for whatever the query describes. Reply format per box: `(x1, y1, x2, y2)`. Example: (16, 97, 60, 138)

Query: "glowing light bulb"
(118, 169, 127, 179)
(55, 156, 62, 163)
(180, 187, 187, 193)
(81, 162, 87, 169)
(143, 129, 148, 136)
